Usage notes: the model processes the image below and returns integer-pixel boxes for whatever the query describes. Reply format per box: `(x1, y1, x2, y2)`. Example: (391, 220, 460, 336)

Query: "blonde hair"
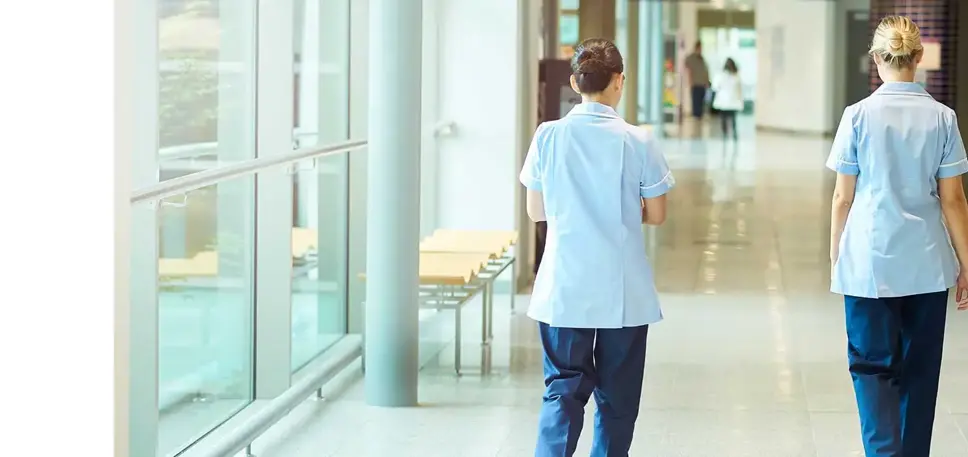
(870, 15, 923, 69)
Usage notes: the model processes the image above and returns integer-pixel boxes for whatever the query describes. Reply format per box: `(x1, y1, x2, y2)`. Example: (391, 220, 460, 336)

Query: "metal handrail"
(197, 339, 362, 457)
(130, 139, 367, 204)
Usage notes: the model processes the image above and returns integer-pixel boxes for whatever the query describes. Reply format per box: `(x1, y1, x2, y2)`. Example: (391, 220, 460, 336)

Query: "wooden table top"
(431, 229, 518, 245)
(159, 228, 516, 279)
(358, 251, 492, 286)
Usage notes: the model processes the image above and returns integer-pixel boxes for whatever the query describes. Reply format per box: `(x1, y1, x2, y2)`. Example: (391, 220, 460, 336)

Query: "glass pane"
(154, 175, 255, 456)
(291, 156, 350, 371)
(158, 0, 257, 180)
(559, 14, 579, 46)
(560, 0, 579, 11)
(293, 0, 350, 150)
(291, 0, 351, 372)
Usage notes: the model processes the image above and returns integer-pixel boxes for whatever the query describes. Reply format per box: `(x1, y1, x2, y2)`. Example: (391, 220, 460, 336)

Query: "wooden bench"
(420, 229, 520, 315)
(432, 229, 518, 245)
(360, 250, 493, 375)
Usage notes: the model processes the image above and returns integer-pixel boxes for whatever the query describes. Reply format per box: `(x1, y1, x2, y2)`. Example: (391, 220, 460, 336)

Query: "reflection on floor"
(247, 120, 968, 456)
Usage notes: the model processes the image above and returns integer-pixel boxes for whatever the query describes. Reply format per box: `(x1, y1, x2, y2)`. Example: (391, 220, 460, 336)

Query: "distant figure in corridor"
(520, 38, 674, 457)
(712, 58, 743, 141)
(684, 41, 710, 119)
(827, 15, 968, 457)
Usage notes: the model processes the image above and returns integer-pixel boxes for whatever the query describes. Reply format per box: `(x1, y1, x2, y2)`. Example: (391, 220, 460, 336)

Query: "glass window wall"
(157, 0, 257, 180)
(154, 1, 258, 455)
(154, 177, 256, 456)
(291, 0, 352, 372)
(131, 0, 358, 455)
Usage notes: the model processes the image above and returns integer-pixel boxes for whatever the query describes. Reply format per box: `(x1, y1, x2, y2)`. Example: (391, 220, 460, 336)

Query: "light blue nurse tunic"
(520, 102, 675, 329)
(827, 81, 968, 298)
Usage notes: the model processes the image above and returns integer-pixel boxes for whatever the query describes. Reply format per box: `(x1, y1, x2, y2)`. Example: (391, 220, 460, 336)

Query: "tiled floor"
(253, 119, 968, 456)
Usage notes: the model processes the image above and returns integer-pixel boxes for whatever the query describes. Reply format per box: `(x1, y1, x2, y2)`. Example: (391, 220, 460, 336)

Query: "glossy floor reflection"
(253, 119, 968, 456)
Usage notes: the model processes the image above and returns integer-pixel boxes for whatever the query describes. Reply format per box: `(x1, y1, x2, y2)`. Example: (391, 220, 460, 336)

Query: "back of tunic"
(520, 102, 675, 328)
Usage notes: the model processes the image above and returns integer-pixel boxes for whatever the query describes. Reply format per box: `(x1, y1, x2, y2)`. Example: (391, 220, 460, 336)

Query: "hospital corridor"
(11, 0, 968, 456)
(244, 122, 968, 457)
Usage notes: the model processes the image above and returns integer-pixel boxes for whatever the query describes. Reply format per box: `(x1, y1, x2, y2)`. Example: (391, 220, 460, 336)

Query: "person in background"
(520, 38, 674, 457)
(827, 15, 968, 457)
(684, 41, 710, 119)
(712, 58, 743, 141)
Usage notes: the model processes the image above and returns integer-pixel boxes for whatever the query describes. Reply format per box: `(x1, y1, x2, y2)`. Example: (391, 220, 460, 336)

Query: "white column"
(365, 0, 422, 407)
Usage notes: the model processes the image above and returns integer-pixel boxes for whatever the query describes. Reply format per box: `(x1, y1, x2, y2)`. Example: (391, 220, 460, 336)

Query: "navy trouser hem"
(844, 291, 947, 457)
(535, 323, 649, 457)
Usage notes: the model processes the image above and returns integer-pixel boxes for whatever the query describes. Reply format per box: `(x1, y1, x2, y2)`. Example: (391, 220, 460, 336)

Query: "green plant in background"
(159, 0, 220, 148)
(159, 51, 219, 148)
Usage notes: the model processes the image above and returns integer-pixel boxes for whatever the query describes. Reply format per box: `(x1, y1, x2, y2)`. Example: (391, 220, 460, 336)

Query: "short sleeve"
(519, 123, 546, 191)
(825, 106, 860, 176)
(938, 111, 968, 179)
(639, 131, 675, 199)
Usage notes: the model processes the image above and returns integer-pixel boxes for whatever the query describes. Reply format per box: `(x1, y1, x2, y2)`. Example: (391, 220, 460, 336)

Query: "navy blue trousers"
(535, 322, 649, 457)
(690, 85, 706, 118)
(845, 291, 948, 457)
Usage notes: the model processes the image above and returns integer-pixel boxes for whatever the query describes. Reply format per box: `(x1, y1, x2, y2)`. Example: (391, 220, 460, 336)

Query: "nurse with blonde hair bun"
(828, 15, 968, 457)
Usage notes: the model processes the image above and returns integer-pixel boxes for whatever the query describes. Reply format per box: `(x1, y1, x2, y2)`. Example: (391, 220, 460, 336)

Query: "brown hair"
(570, 38, 624, 94)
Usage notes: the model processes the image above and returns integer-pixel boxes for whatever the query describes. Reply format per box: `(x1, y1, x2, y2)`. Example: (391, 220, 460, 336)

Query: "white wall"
(434, 0, 531, 230)
(755, 0, 836, 134)
(419, 0, 441, 237)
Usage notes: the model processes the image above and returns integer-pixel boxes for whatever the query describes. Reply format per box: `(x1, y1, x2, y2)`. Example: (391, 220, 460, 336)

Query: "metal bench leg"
(510, 259, 517, 314)
(482, 281, 490, 346)
(486, 279, 494, 341)
(455, 303, 462, 376)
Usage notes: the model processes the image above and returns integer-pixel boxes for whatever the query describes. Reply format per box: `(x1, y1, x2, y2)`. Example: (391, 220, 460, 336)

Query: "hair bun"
(570, 38, 624, 93)
(888, 30, 910, 56)
(578, 58, 605, 74)
(870, 15, 922, 67)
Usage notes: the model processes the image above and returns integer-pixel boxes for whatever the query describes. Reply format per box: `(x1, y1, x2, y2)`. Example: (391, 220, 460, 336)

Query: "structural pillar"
(579, 0, 616, 41)
(625, 0, 641, 121)
(364, 0, 422, 407)
(542, 0, 559, 59)
(638, 0, 664, 127)
(648, 0, 664, 129)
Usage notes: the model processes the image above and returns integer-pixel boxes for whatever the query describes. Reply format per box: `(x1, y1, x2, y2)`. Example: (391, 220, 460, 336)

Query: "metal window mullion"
(347, 0, 370, 335)
(121, 0, 160, 454)
(254, 0, 296, 398)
